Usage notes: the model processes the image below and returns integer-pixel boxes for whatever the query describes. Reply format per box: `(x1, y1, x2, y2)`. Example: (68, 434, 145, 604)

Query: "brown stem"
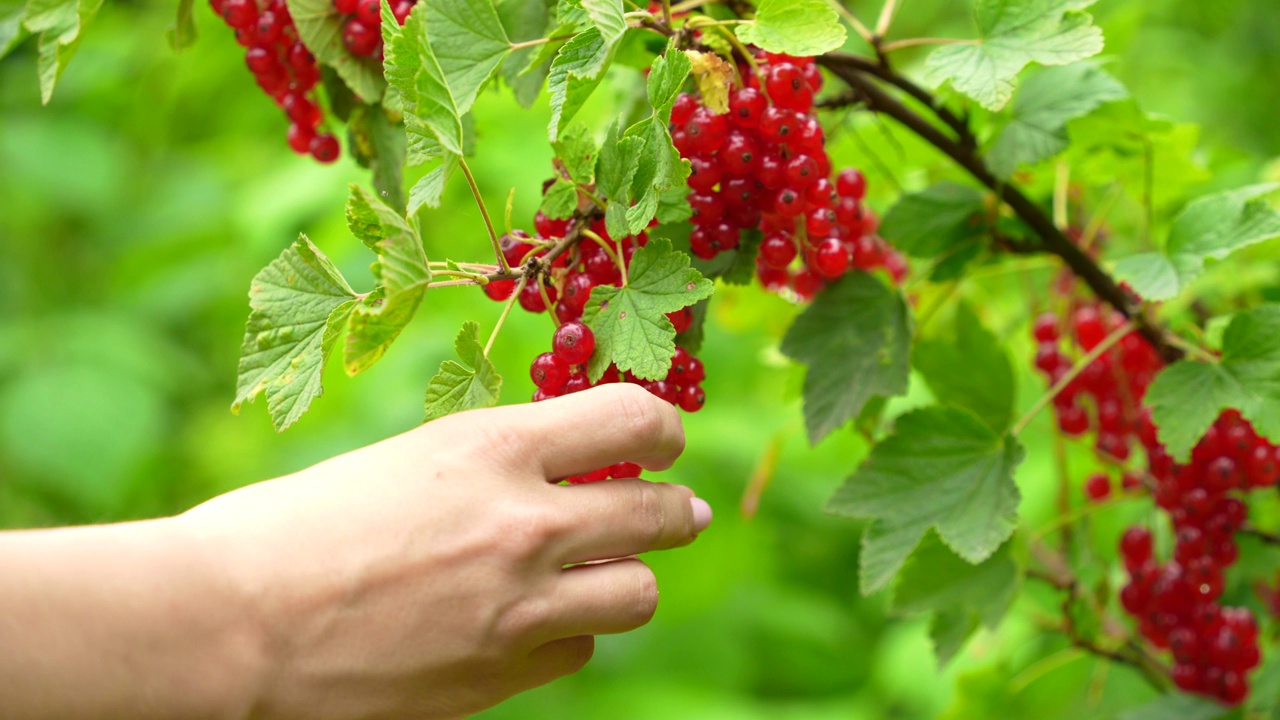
(817, 52, 1183, 363)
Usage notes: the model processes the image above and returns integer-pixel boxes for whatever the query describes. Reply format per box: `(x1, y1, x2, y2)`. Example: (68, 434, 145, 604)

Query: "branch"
(817, 52, 1184, 364)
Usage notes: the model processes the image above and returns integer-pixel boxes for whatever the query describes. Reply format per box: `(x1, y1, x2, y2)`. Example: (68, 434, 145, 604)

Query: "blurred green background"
(2, 1, 1279, 718)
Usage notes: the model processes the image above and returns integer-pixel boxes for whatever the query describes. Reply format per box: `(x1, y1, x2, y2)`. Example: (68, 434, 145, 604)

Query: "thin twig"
(875, 0, 899, 37)
(459, 158, 508, 274)
(879, 37, 976, 53)
(484, 276, 528, 357)
(1013, 321, 1134, 436)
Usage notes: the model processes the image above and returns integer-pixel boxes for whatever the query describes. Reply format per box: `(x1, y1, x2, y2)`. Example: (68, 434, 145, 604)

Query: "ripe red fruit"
(1073, 305, 1106, 350)
(342, 18, 380, 56)
(221, 0, 258, 29)
(1120, 526, 1153, 570)
(728, 87, 767, 128)
(355, 0, 382, 26)
(667, 307, 694, 334)
(836, 168, 867, 200)
(609, 462, 643, 479)
(811, 238, 849, 279)
(553, 321, 595, 365)
(1084, 473, 1111, 502)
(1032, 312, 1060, 342)
(483, 279, 516, 301)
(784, 155, 821, 189)
(678, 384, 706, 413)
(309, 133, 340, 163)
(286, 122, 315, 155)
(760, 232, 797, 269)
(531, 352, 570, 393)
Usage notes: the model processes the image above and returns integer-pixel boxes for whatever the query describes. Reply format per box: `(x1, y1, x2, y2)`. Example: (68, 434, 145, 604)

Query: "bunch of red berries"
(1116, 409, 1278, 704)
(210, 0, 341, 162)
(1031, 300, 1163, 463)
(670, 52, 906, 301)
(482, 212, 707, 480)
(332, 0, 417, 60)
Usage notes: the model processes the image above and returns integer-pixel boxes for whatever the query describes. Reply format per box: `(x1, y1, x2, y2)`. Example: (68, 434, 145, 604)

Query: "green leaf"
(343, 185, 432, 375)
(166, 0, 197, 51)
(232, 236, 359, 432)
(285, 0, 384, 103)
(925, 0, 1104, 111)
(423, 321, 503, 422)
(780, 273, 913, 444)
(348, 104, 408, 214)
(930, 609, 980, 669)
(382, 1, 463, 157)
(596, 119, 644, 204)
(553, 122, 598, 184)
(495, 0, 555, 108)
(579, 0, 625, 47)
(735, 0, 847, 57)
(1146, 305, 1280, 462)
(1, 4, 28, 60)
(987, 62, 1127, 179)
(23, 0, 104, 104)
(878, 182, 987, 258)
(893, 533, 1017, 628)
(407, 153, 460, 216)
(540, 179, 580, 220)
(547, 28, 612, 141)
(423, 0, 511, 115)
(826, 406, 1024, 594)
(914, 302, 1016, 433)
(1115, 184, 1280, 301)
(1117, 694, 1230, 720)
(646, 43, 693, 119)
(625, 115, 689, 235)
(582, 238, 715, 382)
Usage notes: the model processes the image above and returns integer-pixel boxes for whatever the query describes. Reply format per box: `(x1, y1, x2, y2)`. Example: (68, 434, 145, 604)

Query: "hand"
(181, 383, 712, 720)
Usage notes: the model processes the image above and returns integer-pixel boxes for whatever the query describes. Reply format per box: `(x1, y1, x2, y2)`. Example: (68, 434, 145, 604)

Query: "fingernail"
(690, 497, 713, 533)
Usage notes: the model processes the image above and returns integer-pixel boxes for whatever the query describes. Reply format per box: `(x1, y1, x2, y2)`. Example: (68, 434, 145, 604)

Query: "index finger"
(460, 384, 687, 481)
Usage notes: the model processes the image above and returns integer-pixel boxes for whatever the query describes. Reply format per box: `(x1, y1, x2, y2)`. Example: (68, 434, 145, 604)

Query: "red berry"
(784, 155, 821, 189)
(667, 306, 694, 334)
(1084, 473, 1111, 502)
(355, 0, 382, 26)
(836, 168, 867, 200)
(678, 384, 706, 413)
(1032, 312, 1060, 342)
(221, 0, 258, 29)
(811, 237, 849, 279)
(553, 321, 595, 365)
(309, 133, 340, 163)
(483, 279, 516, 301)
(531, 352, 570, 393)
(609, 462, 643, 479)
(728, 87, 767, 128)
(286, 122, 315, 155)
(342, 18, 380, 57)
(760, 232, 797, 269)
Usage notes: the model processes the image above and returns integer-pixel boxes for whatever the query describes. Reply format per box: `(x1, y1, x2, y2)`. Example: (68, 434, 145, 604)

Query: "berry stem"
(485, 275, 528, 357)
(1012, 320, 1135, 437)
(582, 229, 628, 285)
(877, 37, 977, 53)
(660, 0, 672, 26)
(459, 158, 509, 274)
(874, 0, 899, 38)
(826, 0, 875, 45)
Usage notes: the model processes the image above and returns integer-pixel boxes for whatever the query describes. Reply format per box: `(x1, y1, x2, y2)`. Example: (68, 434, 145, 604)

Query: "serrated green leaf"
(625, 115, 689, 235)
(914, 302, 1016, 433)
(780, 272, 913, 444)
(547, 28, 614, 141)
(23, 0, 103, 104)
(540, 179, 580, 219)
(286, 0, 383, 103)
(930, 609, 980, 669)
(646, 43, 692, 119)
(579, 0, 624, 47)
(348, 104, 408, 214)
(583, 238, 715, 382)
(735, 0, 846, 57)
(1, 4, 28, 59)
(893, 532, 1017, 628)
(423, 0, 511, 115)
(233, 236, 358, 431)
(382, 1, 463, 157)
(925, 0, 1104, 111)
(423, 321, 503, 422)
(879, 182, 987, 258)
(166, 0, 197, 51)
(343, 185, 432, 375)
(407, 153, 460, 216)
(1117, 694, 1229, 720)
(495, 0, 555, 107)
(987, 62, 1127, 179)
(1116, 184, 1280, 301)
(827, 406, 1024, 594)
(604, 200, 631, 240)
(553, 122, 598, 184)
(1146, 305, 1280, 462)
(596, 120, 645, 204)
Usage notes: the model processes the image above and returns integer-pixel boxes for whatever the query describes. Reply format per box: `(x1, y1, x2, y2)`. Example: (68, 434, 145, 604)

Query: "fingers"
(516, 635, 595, 690)
(541, 558, 660, 639)
(450, 384, 687, 480)
(551, 480, 712, 564)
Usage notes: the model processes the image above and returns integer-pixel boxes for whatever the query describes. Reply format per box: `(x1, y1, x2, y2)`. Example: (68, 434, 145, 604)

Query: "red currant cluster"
(1031, 300, 1163, 464)
(1116, 409, 1279, 704)
(482, 212, 707, 481)
(332, 0, 416, 60)
(210, 0, 341, 162)
(669, 52, 906, 301)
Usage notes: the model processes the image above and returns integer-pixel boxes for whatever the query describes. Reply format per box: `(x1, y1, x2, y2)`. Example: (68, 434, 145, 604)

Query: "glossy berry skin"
(309, 133, 340, 163)
(678, 384, 706, 413)
(667, 307, 694, 334)
(553, 321, 595, 366)
(1084, 473, 1111, 502)
(221, 0, 258, 29)
(342, 18, 380, 57)
(729, 87, 767, 128)
(530, 352, 570, 393)
(811, 238, 849, 279)
(286, 123, 315, 154)
(760, 233, 797, 269)
(836, 168, 867, 200)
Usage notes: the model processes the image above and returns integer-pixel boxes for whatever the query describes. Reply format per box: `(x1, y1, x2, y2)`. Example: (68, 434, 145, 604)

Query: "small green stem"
(459, 158, 508, 274)
(582, 229, 626, 282)
(660, 0, 672, 26)
(875, 0, 900, 37)
(509, 34, 575, 51)
(431, 269, 488, 281)
(878, 37, 975, 53)
(1012, 321, 1134, 436)
(485, 275, 528, 357)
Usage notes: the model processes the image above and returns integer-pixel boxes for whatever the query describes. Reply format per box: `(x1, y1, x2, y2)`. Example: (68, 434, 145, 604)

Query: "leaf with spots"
(233, 235, 358, 432)
(582, 238, 715, 383)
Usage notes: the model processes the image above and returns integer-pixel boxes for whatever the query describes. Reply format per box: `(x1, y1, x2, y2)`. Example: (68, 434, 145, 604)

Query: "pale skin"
(0, 383, 712, 720)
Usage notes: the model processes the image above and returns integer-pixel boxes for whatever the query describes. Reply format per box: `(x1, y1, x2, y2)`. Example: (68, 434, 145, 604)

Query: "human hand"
(181, 383, 712, 720)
